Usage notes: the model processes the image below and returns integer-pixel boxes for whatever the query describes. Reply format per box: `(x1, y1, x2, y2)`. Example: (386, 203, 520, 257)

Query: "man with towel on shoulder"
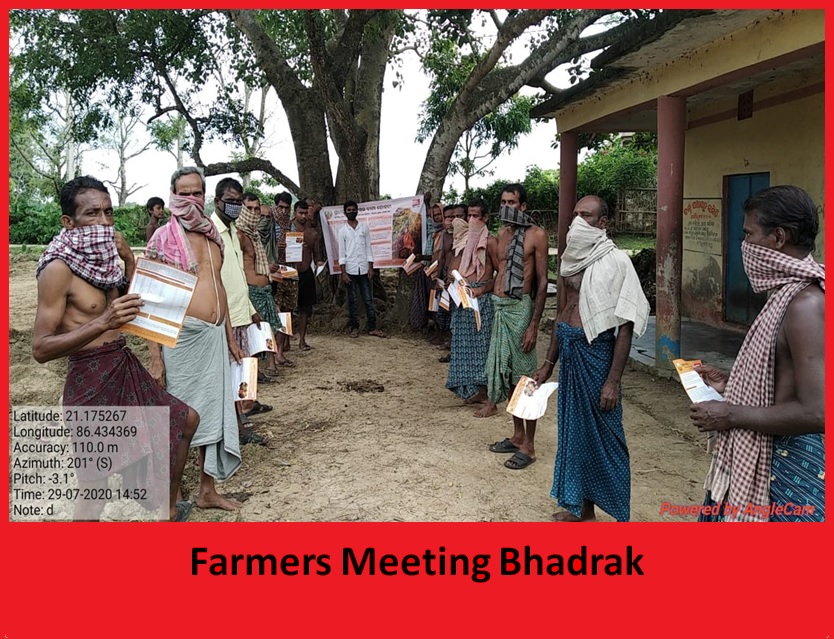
(477, 184, 549, 473)
(445, 198, 496, 405)
(690, 185, 824, 522)
(145, 167, 244, 512)
(534, 195, 649, 521)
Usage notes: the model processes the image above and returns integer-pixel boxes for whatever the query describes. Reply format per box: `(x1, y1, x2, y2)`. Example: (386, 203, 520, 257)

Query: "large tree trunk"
(230, 10, 335, 204)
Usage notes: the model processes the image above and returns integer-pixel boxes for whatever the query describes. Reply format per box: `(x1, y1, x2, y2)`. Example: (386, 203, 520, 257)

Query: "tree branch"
(146, 106, 180, 125)
(201, 157, 301, 196)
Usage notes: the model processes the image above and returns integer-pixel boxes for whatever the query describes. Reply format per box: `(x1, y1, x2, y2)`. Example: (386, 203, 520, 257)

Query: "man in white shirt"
(337, 200, 387, 338)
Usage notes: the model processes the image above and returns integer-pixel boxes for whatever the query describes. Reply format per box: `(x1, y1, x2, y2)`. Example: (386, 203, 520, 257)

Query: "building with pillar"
(532, 9, 824, 370)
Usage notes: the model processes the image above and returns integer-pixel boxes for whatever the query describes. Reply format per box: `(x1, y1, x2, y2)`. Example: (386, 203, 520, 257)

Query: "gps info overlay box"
(10, 406, 170, 522)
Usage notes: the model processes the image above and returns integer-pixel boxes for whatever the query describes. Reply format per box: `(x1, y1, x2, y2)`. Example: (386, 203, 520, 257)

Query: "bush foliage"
(10, 197, 150, 246)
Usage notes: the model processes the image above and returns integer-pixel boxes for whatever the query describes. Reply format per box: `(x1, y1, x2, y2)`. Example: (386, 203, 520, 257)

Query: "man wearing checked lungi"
(33, 176, 200, 521)
(534, 195, 649, 521)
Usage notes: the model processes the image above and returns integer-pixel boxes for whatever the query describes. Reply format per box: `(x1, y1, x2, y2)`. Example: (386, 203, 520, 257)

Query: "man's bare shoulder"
(525, 225, 548, 246)
(38, 258, 74, 286)
(784, 283, 824, 326)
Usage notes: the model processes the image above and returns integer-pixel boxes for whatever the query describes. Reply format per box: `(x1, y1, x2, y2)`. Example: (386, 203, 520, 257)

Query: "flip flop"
(240, 429, 268, 446)
(368, 329, 387, 338)
(276, 359, 296, 368)
(489, 438, 519, 454)
(300, 343, 313, 351)
(257, 372, 276, 384)
(174, 500, 192, 522)
(504, 451, 535, 470)
(349, 329, 359, 338)
(244, 401, 273, 416)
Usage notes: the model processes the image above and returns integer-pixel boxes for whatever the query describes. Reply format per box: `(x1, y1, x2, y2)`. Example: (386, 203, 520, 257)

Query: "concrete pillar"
(655, 96, 686, 370)
(557, 129, 578, 311)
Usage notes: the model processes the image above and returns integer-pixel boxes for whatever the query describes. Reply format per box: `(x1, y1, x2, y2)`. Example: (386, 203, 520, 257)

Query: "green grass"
(612, 233, 655, 252)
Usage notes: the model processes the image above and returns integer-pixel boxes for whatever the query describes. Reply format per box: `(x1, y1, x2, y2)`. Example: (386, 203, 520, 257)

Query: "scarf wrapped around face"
(452, 218, 469, 256)
(37, 225, 126, 290)
(560, 215, 649, 343)
(236, 205, 270, 276)
(459, 216, 489, 282)
(704, 241, 825, 521)
(500, 205, 535, 299)
(145, 193, 223, 274)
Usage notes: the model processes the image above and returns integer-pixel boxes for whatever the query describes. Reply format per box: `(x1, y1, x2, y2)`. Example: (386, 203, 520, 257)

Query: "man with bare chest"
(33, 176, 199, 521)
(145, 167, 243, 512)
(534, 196, 649, 521)
(290, 200, 324, 350)
(690, 185, 824, 522)
(239, 192, 293, 376)
(479, 184, 549, 472)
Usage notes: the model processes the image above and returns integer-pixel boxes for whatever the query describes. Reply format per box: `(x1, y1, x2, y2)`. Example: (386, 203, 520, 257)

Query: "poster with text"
(319, 195, 427, 275)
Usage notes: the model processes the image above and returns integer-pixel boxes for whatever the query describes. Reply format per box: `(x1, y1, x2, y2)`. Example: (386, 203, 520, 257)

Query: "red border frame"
(2, 4, 830, 638)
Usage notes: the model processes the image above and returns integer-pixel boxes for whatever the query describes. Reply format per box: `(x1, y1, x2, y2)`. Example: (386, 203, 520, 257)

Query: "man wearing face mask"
(690, 185, 824, 522)
(533, 195, 649, 521)
(33, 175, 200, 522)
(209, 178, 266, 411)
(145, 167, 244, 512)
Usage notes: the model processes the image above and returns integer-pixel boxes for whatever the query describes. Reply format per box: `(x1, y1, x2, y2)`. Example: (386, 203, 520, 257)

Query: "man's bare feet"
(551, 510, 596, 522)
(473, 402, 498, 418)
(196, 492, 243, 511)
(463, 389, 487, 405)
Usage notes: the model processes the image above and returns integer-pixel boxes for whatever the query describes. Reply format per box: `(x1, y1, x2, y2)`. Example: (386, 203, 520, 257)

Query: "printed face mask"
(223, 201, 242, 220)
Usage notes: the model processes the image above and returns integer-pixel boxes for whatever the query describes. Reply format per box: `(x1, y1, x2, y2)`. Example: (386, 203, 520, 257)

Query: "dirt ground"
(9, 256, 710, 522)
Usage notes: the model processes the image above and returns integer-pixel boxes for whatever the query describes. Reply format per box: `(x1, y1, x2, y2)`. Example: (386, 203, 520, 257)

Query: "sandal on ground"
(240, 429, 268, 446)
(299, 343, 312, 351)
(489, 438, 519, 454)
(349, 329, 359, 338)
(368, 329, 387, 338)
(257, 372, 276, 384)
(504, 451, 535, 470)
(275, 359, 296, 368)
(174, 500, 192, 522)
(244, 401, 273, 417)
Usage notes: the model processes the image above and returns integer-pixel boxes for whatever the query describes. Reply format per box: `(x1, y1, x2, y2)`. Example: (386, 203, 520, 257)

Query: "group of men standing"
(415, 183, 824, 523)
(34, 169, 339, 520)
(32, 168, 825, 523)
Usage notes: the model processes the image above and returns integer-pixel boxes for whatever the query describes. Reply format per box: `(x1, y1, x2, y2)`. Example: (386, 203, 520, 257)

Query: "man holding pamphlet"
(476, 185, 548, 476)
(689, 186, 824, 522)
(290, 199, 326, 351)
(533, 195, 649, 521)
(145, 167, 244, 511)
(33, 175, 199, 522)
(239, 192, 294, 371)
(445, 199, 496, 405)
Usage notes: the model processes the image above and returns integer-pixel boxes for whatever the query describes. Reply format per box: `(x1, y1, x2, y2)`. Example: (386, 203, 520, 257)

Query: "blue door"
(724, 173, 770, 325)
